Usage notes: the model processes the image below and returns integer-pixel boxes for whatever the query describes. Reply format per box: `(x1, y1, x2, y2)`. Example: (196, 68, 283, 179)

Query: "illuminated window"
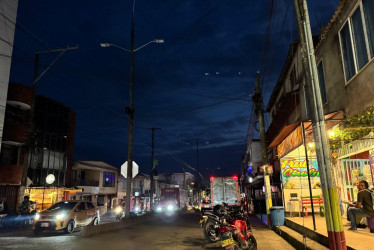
(103, 171, 115, 187)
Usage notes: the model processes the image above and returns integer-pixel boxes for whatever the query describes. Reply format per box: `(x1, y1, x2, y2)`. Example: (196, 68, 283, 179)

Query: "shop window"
(103, 171, 115, 187)
(81, 195, 92, 201)
(339, 0, 374, 82)
(317, 61, 327, 105)
(97, 195, 105, 206)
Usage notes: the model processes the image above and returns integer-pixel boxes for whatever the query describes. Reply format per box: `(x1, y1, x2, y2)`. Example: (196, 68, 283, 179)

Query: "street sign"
(121, 161, 139, 178)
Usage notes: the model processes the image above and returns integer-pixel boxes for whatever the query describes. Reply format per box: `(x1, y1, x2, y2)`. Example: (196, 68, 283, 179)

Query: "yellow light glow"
(328, 130, 335, 138)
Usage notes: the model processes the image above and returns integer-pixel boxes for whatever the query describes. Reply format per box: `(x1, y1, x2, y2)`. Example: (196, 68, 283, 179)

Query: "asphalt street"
(0, 212, 295, 250)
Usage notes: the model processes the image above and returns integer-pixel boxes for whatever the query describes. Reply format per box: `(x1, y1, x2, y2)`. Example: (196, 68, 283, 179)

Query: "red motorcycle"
(201, 204, 257, 249)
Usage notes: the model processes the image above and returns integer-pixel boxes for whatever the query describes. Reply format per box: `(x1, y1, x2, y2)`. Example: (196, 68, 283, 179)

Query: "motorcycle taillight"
(220, 227, 230, 233)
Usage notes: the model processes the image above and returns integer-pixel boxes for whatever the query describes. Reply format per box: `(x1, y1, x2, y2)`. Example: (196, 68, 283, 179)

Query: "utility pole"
(196, 139, 201, 205)
(253, 72, 272, 227)
(293, 1, 345, 249)
(125, 0, 136, 219)
(149, 127, 160, 210)
(21, 45, 78, 193)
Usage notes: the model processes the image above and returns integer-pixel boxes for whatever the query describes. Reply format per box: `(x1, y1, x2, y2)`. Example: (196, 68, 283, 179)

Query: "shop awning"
(268, 122, 300, 149)
(268, 111, 344, 149)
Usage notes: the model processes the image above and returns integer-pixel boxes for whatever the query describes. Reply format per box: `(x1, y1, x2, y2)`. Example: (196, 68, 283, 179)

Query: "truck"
(157, 187, 189, 212)
(210, 176, 240, 206)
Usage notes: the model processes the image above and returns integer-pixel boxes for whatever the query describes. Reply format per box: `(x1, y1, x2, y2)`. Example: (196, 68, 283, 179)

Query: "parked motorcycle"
(201, 204, 257, 249)
(115, 205, 125, 221)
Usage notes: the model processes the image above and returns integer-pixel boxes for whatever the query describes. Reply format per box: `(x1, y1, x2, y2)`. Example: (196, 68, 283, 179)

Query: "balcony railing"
(73, 180, 99, 187)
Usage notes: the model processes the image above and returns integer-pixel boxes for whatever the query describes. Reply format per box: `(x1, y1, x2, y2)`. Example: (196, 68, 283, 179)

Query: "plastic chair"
(288, 193, 300, 217)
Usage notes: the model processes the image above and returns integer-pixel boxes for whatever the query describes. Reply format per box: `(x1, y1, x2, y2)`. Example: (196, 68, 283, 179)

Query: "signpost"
(121, 161, 139, 178)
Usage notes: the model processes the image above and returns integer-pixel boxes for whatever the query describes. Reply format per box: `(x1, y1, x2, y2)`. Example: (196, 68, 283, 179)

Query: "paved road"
(0, 212, 294, 250)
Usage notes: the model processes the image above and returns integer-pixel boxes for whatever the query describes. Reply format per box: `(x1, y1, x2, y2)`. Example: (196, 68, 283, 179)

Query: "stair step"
(273, 225, 328, 250)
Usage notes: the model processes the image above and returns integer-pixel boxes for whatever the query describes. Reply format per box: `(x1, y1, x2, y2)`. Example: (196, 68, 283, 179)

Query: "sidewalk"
(250, 215, 295, 250)
(287, 215, 374, 250)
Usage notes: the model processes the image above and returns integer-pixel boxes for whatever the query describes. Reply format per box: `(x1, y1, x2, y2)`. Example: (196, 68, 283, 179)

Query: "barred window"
(103, 171, 115, 187)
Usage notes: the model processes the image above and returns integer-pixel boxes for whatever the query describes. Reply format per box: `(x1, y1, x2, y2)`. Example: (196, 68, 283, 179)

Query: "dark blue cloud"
(9, 0, 339, 177)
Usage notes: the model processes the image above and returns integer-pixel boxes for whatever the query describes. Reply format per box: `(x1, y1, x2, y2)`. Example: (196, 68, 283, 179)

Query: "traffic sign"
(121, 161, 139, 178)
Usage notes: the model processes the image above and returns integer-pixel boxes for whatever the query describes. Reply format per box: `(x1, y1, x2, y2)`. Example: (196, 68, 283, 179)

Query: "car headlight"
(167, 205, 174, 211)
(56, 213, 67, 220)
(35, 213, 40, 220)
(156, 206, 162, 212)
(115, 207, 123, 213)
(135, 206, 140, 212)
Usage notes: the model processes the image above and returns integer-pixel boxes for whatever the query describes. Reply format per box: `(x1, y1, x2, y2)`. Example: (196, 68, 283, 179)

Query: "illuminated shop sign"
(281, 159, 319, 178)
(281, 158, 321, 189)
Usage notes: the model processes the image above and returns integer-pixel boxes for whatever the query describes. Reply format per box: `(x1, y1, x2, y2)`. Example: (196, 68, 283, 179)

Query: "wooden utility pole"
(125, 0, 136, 219)
(149, 127, 160, 210)
(253, 72, 272, 227)
(293, 0, 346, 249)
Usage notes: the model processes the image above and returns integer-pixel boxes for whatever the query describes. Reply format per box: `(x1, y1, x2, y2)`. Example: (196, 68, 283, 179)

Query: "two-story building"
(0, 83, 77, 212)
(72, 161, 118, 214)
(262, 0, 374, 215)
(117, 173, 151, 212)
(314, 0, 374, 203)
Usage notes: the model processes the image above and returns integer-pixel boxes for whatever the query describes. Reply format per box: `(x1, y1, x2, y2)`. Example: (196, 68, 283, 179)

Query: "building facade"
(0, 0, 18, 213)
(72, 161, 118, 214)
(257, 0, 374, 216)
(0, 83, 76, 212)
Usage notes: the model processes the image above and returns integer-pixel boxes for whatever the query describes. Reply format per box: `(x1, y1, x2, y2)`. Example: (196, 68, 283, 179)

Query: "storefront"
(26, 187, 82, 211)
(272, 125, 322, 215)
(333, 132, 374, 207)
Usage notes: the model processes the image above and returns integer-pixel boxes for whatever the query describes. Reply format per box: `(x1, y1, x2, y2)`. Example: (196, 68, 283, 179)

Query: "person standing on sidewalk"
(347, 180, 374, 230)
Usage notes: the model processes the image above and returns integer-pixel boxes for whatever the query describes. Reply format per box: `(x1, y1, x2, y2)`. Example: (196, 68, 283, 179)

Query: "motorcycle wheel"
(231, 241, 240, 250)
(247, 235, 257, 250)
(203, 219, 220, 242)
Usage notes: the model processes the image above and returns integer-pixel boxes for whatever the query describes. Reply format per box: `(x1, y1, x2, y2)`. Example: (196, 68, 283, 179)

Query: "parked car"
(33, 200, 100, 234)
(201, 199, 213, 213)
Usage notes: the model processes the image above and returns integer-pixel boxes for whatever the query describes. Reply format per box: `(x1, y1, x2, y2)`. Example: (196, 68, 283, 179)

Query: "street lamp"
(100, 39, 164, 52)
(100, 38, 163, 218)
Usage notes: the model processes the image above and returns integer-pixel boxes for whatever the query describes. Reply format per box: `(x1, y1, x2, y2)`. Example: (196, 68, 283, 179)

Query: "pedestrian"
(20, 196, 33, 214)
(347, 180, 374, 231)
(0, 197, 8, 214)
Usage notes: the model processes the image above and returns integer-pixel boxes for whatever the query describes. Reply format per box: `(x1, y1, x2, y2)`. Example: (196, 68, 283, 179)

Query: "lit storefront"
(271, 125, 322, 215)
(26, 186, 82, 211)
(333, 132, 374, 205)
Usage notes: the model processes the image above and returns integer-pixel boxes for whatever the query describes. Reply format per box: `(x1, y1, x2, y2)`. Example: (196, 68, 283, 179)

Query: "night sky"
(8, 0, 339, 179)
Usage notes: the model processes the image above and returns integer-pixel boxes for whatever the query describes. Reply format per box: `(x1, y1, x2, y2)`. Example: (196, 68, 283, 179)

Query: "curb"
(272, 226, 316, 250)
(285, 219, 355, 250)
(80, 213, 153, 237)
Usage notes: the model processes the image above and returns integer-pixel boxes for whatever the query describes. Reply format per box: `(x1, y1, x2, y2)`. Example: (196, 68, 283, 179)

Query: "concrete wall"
(316, 0, 374, 117)
(0, 0, 18, 152)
